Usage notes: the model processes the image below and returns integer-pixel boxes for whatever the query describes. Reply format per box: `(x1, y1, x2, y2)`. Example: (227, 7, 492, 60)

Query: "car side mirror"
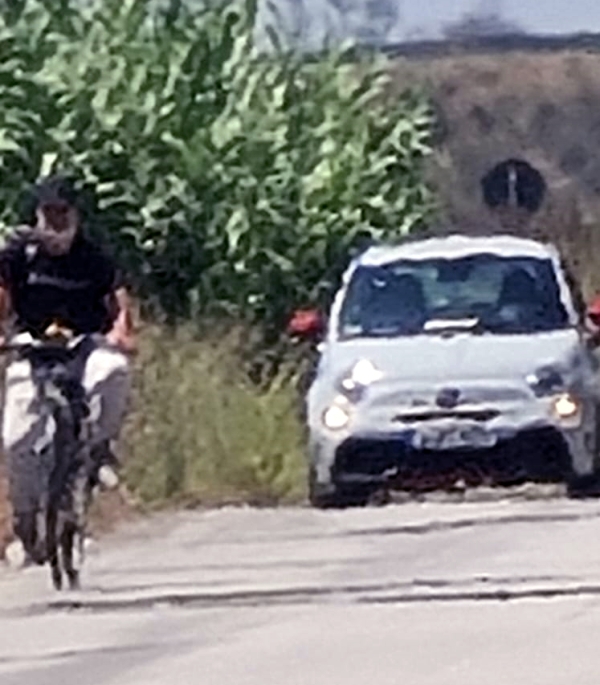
(287, 308, 325, 341)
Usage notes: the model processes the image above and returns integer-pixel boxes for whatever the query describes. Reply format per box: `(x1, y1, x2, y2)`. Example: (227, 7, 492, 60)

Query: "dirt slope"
(391, 48, 600, 291)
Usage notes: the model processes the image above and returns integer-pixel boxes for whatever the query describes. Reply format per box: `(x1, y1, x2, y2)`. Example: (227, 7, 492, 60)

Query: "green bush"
(121, 325, 307, 506)
(0, 0, 433, 334)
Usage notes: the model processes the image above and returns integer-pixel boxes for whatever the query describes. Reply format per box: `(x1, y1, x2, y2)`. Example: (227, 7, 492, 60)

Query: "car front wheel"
(308, 466, 372, 509)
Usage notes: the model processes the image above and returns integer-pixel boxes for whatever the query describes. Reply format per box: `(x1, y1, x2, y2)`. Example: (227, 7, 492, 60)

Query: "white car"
(293, 234, 600, 507)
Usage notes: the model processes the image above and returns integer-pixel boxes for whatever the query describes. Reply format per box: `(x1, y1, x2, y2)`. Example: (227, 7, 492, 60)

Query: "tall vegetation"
(0, 0, 433, 511)
(0, 0, 433, 334)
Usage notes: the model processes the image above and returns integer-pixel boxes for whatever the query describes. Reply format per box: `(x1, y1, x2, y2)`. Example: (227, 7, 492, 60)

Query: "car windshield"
(338, 253, 571, 339)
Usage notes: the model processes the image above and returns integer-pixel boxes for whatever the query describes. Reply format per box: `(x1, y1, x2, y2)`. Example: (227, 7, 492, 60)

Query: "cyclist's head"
(30, 175, 80, 256)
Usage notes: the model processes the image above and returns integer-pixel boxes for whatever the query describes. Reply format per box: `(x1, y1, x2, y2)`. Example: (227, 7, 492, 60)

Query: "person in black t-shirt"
(0, 175, 136, 568)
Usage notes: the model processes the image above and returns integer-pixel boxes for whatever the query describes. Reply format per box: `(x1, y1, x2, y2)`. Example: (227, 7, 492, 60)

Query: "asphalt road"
(2, 494, 600, 684)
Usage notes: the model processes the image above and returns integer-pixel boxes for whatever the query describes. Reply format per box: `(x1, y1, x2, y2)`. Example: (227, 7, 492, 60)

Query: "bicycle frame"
(2, 330, 95, 590)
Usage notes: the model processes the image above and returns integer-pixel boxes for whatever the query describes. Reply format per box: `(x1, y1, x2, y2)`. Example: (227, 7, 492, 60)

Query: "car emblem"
(436, 387, 460, 409)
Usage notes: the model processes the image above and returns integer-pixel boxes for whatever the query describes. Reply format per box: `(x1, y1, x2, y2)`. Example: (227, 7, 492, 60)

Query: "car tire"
(567, 472, 600, 499)
(308, 467, 371, 509)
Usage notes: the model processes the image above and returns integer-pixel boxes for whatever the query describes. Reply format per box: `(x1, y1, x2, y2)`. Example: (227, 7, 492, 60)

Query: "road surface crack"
(8, 574, 600, 616)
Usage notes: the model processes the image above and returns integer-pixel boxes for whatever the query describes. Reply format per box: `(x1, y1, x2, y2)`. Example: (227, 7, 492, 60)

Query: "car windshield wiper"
(423, 317, 482, 335)
(341, 317, 492, 339)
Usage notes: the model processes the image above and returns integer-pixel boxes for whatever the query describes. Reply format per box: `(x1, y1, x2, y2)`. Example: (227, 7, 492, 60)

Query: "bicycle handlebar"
(0, 333, 88, 355)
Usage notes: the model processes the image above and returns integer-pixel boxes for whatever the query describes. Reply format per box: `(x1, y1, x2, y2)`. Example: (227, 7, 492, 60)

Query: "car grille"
(393, 408, 501, 423)
(371, 386, 529, 408)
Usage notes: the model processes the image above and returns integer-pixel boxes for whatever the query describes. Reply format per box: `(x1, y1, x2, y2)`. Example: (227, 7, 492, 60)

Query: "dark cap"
(31, 174, 79, 209)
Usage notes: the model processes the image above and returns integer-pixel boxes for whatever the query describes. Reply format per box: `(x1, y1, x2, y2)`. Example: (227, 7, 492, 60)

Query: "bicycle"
(1, 324, 95, 590)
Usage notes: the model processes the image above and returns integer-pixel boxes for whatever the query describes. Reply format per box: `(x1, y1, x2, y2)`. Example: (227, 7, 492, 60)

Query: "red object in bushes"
(587, 295, 600, 327)
(287, 309, 324, 336)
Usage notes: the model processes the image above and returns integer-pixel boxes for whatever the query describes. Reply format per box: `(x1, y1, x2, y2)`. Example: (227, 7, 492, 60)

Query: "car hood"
(325, 329, 583, 385)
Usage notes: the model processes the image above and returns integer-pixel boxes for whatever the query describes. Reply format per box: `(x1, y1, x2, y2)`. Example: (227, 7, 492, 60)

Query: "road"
(2, 494, 600, 684)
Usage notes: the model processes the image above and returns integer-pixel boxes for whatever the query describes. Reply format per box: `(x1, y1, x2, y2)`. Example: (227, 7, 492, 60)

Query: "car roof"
(357, 234, 559, 267)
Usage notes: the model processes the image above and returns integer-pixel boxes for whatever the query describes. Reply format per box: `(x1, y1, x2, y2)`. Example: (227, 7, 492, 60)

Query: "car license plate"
(413, 425, 497, 450)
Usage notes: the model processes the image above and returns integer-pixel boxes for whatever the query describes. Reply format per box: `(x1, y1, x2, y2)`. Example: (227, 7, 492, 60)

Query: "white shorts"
(2, 338, 131, 515)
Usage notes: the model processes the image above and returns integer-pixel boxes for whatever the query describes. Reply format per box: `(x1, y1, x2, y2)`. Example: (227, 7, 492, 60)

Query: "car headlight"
(526, 366, 565, 397)
(322, 400, 351, 430)
(552, 393, 581, 421)
(340, 359, 383, 393)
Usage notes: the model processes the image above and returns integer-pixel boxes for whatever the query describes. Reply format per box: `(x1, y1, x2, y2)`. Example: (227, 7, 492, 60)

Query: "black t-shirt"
(0, 229, 120, 336)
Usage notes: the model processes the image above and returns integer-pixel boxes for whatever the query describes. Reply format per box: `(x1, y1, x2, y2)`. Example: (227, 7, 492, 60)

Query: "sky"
(395, 0, 600, 40)
(258, 0, 600, 48)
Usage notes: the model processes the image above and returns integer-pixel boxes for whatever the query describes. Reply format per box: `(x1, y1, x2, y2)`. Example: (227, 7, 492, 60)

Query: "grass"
(120, 325, 308, 510)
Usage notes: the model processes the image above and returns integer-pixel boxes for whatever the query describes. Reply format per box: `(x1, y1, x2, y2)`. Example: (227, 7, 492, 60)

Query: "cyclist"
(0, 174, 136, 566)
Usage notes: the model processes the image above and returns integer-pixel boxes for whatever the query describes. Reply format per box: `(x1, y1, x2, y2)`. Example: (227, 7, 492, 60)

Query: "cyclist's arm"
(105, 286, 137, 353)
(0, 285, 11, 342)
(95, 248, 137, 353)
